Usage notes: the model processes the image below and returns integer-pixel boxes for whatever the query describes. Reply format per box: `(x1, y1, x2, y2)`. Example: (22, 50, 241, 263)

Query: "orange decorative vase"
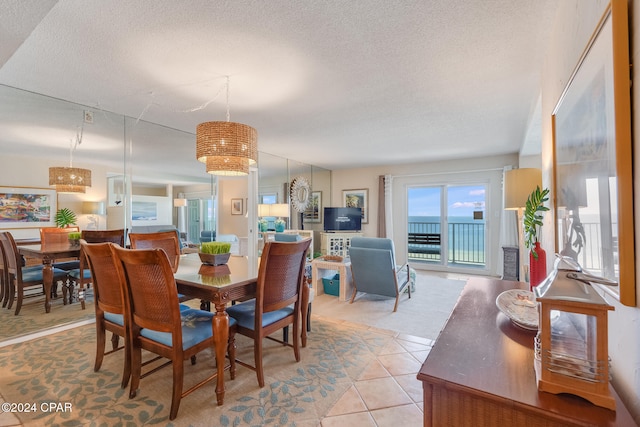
(529, 242, 547, 290)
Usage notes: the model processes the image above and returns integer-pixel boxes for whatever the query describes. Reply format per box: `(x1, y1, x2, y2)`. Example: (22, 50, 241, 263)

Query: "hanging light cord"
(225, 75, 230, 122)
(68, 121, 84, 168)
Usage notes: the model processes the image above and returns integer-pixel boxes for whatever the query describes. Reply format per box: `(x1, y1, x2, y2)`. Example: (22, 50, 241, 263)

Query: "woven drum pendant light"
(49, 119, 92, 193)
(196, 77, 257, 176)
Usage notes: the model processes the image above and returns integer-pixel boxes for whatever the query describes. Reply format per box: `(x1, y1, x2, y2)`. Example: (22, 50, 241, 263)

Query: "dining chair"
(226, 238, 311, 388)
(111, 245, 237, 420)
(81, 240, 131, 388)
(39, 226, 81, 267)
(0, 237, 8, 308)
(0, 231, 68, 315)
(68, 229, 125, 309)
(128, 230, 181, 273)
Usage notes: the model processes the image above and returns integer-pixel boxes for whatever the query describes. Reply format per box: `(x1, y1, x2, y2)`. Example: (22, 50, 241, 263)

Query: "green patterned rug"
(0, 319, 392, 426)
(0, 290, 95, 342)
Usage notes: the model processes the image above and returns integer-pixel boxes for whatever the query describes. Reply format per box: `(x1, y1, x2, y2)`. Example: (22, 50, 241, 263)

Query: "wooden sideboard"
(417, 277, 635, 427)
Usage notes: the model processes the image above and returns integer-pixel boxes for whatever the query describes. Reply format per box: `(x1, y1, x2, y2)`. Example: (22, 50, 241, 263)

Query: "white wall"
(541, 0, 639, 421)
(331, 153, 518, 276)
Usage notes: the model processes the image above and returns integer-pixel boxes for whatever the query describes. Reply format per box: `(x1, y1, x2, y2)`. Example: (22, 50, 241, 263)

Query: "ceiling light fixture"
(49, 117, 92, 193)
(196, 76, 258, 176)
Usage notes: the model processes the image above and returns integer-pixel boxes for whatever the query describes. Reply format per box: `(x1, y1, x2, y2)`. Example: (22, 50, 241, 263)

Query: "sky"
(408, 185, 486, 218)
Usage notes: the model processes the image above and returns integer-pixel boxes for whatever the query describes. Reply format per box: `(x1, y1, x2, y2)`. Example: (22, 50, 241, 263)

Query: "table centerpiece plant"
(54, 208, 77, 228)
(199, 241, 232, 266)
(67, 231, 81, 247)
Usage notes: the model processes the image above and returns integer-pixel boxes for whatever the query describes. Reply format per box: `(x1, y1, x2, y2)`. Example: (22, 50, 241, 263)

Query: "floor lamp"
(504, 168, 542, 282)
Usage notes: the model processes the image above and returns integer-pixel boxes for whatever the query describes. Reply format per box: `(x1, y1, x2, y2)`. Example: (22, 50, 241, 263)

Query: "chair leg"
(255, 337, 265, 388)
(169, 360, 184, 420)
(129, 346, 142, 399)
(282, 326, 289, 343)
(190, 355, 197, 365)
(111, 333, 120, 351)
(293, 319, 301, 362)
(13, 284, 23, 315)
(307, 303, 312, 332)
(393, 295, 399, 312)
(94, 320, 106, 371)
(121, 336, 131, 389)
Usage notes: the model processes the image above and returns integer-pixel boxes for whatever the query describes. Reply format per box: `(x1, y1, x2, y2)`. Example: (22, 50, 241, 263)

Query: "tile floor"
(314, 314, 434, 427)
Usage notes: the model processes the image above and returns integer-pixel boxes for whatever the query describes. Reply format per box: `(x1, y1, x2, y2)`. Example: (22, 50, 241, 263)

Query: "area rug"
(0, 318, 393, 426)
(0, 290, 95, 343)
(312, 272, 466, 340)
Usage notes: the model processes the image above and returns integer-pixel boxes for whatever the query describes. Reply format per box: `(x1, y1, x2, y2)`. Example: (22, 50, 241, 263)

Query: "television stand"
(320, 231, 362, 257)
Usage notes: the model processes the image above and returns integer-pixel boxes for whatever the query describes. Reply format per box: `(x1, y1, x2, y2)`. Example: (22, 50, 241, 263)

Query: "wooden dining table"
(173, 253, 311, 406)
(17, 242, 80, 313)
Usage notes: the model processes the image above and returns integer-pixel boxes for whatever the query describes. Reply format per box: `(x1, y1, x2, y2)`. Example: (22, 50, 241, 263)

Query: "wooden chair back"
(128, 231, 181, 273)
(40, 226, 80, 246)
(257, 239, 311, 317)
(81, 229, 125, 246)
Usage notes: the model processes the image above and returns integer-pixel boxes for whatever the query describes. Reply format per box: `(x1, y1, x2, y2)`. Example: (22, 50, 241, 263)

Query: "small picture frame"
(303, 191, 322, 223)
(342, 188, 368, 224)
(231, 198, 243, 215)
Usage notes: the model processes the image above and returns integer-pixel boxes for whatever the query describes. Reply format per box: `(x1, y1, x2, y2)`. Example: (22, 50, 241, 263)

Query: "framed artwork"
(131, 201, 158, 221)
(552, 0, 634, 306)
(231, 198, 243, 215)
(342, 188, 368, 224)
(303, 191, 322, 223)
(0, 186, 56, 228)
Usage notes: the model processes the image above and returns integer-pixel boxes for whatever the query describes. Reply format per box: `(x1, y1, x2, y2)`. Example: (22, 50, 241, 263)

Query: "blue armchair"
(348, 237, 412, 312)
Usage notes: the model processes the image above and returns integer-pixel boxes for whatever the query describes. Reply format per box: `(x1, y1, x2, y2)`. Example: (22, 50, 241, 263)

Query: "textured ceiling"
(0, 0, 557, 183)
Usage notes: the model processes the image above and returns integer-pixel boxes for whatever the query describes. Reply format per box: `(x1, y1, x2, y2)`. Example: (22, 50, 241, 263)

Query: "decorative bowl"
(198, 252, 231, 266)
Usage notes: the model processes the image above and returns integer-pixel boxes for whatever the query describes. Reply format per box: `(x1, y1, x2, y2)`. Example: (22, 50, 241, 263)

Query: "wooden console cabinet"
(417, 277, 635, 427)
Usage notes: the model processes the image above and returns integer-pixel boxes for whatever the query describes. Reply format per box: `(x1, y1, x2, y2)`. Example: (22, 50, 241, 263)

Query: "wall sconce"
(82, 201, 105, 230)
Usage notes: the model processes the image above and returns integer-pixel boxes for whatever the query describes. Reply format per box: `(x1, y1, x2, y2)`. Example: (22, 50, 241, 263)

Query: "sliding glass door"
(408, 184, 486, 270)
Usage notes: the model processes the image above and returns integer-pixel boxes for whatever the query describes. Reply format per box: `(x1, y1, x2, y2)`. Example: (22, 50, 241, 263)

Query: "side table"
(311, 258, 353, 302)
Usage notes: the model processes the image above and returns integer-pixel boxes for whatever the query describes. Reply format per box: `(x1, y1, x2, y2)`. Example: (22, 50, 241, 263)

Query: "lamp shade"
(196, 121, 257, 176)
(504, 168, 542, 210)
(270, 203, 290, 218)
(49, 167, 92, 193)
(82, 201, 105, 215)
(173, 198, 188, 207)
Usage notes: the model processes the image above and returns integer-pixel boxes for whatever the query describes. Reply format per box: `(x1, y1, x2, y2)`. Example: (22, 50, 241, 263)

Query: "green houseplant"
(523, 186, 549, 258)
(199, 241, 232, 266)
(68, 231, 81, 246)
(54, 208, 77, 228)
(523, 186, 549, 288)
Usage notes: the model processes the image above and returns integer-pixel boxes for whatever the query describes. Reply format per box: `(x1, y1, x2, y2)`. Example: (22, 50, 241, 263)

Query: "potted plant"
(54, 208, 77, 228)
(274, 218, 286, 232)
(523, 186, 549, 288)
(68, 231, 82, 247)
(199, 241, 232, 266)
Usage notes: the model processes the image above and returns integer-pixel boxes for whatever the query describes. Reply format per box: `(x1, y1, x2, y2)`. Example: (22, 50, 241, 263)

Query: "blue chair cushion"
(179, 304, 191, 311)
(53, 260, 81, 271)
(226, 300, 294, 331)
(22, 267, 67, 282)
(139, 309, 236, 350)
(274, 233, 301, 242)
(104, 311, 124, 326)
(68, 268, 92, 280)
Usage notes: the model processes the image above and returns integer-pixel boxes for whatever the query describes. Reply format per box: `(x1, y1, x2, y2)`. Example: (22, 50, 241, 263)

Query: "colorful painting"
(0, 187, 56, 228)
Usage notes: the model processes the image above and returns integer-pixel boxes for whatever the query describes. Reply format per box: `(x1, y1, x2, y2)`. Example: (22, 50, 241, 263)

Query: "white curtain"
(384, 174, 393, 239)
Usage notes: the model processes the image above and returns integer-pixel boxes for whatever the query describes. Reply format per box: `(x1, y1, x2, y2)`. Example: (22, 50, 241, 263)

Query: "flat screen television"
(323, 207, 362, 232)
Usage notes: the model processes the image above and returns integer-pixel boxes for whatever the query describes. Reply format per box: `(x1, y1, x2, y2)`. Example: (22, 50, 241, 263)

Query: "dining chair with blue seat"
(226, 238, 311, 387)
(112, 245, 237, 420)
(68, 229, 126, 309)
(81, 240, 131, 388)
(0, 231, 68, 315)
(39, 226, 81, 271)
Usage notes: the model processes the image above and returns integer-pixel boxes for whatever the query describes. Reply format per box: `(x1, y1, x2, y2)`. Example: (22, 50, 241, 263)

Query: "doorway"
(407, 184, 486, 270)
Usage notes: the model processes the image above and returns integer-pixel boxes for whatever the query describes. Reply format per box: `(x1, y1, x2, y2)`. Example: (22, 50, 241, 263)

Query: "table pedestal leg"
(42, 262, 53, 313)
(212, 302, 229, 405)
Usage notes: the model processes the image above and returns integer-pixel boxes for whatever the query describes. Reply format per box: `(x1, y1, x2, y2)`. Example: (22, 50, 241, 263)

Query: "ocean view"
(408, 215, 486, 265)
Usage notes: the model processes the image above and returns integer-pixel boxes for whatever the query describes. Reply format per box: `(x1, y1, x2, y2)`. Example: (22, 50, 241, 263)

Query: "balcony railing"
(408, 221, 485, 266)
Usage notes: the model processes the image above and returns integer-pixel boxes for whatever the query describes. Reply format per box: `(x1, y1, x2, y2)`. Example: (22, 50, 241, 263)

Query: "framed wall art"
(231, 198, 243, 215)
(303, 191, 322, 223)
(342, 188, 368, 224)
(552, 0, 634, 306)
(0, 186, 56, 228)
